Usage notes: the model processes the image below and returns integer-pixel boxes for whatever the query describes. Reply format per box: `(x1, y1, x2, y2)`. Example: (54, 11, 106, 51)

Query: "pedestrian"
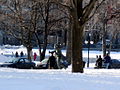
(20, 51, 24, 57)
(96, 55, 103, 68)
(34, 52, 37, 61)
(40, 52, 44, 61)
(96, 55, 98, 59)
(48, 51, 58, 69)
(12, 52, 14, 57)
(104, 53, 111, 69)
(15, 51, 19, 57)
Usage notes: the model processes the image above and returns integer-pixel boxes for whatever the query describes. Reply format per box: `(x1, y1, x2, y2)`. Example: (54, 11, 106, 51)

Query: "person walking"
(20, 51, 24, 57)
(34, 53, 37, 61)
(15, 51, 19, 57)
(104, 53, 111, 69)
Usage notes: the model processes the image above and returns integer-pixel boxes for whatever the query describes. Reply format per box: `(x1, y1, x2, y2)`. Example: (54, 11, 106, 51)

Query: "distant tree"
(0, 0, 69, 61)
(0, 0, 37, 60)
(96, 0, 120, 56)
(33, 0, 69, 61)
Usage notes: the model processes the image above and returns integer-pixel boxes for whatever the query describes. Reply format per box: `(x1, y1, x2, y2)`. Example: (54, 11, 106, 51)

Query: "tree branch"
(85, 0, 106, 22)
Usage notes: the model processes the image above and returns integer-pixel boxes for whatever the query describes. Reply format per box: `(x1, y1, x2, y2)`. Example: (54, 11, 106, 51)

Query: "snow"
(0, 45, 120, 90)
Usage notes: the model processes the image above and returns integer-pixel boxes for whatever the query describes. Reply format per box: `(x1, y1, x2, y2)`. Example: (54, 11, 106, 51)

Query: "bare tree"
(0, 0, 38, 60)
(96, 0, 120, 56)
(32, 0, 69, 61)
(0, 0, 69, 61)
(53, 0, 106, 73)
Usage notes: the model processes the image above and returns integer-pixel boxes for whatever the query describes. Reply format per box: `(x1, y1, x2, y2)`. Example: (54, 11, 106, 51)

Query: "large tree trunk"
(71, 10, 84, 73)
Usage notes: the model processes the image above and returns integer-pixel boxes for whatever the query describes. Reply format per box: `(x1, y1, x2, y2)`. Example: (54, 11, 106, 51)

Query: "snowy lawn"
(0, 45, 120, 90)
(0, 67, 120, 90)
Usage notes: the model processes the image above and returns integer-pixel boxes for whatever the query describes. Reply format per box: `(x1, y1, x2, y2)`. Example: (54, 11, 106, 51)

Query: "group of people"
(96, 53, 111, 69)
(48, 51, 69, 69)
(15, 51, 37, 61)
(15, 51, 24, 57)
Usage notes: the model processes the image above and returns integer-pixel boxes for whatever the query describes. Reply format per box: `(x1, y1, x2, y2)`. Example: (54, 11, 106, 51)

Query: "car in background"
(96, 40, 110, 48)
(0, 57, 35, 69)
(35, 59, 49, 69)
(95, 59, 120, 69)
(105, 59, 120, 69)
(35, 58, 69, 69)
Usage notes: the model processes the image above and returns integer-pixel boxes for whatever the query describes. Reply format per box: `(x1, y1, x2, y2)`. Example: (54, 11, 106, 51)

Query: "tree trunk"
(108, 35, 114, 55)
(40, 1, 49, 61)
(102, 20, 107, 57)
(66, 18, 72, 64)
(41, 33, 48, 60)
(71, 10, 84, 73)
(66, 30, 72, 64)
(34, 33, 42, 61)
(27, 46, 32, 62)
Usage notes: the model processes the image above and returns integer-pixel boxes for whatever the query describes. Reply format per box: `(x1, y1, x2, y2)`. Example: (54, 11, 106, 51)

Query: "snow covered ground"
(0, 45, 120, 90)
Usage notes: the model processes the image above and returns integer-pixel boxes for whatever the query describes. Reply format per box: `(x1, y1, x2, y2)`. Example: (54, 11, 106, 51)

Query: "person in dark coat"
(15, 51, 19, 57)
(20, 51, 24, 57)
(48, 51, 58, 69)
(96, 55, 103, 68)
(104, 53, 111, 69)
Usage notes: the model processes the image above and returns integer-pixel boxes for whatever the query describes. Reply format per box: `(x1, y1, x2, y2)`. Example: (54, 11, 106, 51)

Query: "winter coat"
(20, 52, 24, 57)
(96, 58, 103, 67)
(48, 56, 58, 69)
(15, 52, 19, 57)
(34, 53, 37, 61)
(104, 56, 111, 63)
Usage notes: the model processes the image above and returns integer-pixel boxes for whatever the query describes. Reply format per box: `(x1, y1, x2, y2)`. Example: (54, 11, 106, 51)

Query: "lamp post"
(87, 34, 90, 68)
(85, 33, 92, 68)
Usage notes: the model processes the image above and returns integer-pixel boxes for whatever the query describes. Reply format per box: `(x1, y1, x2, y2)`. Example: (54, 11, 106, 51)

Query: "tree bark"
(71, 9, 84, 73)
(102, 19, 107, 57)
(66, 17, 72, 64)
(41, 35, 47, 60)
(27, 46, 32, 62)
